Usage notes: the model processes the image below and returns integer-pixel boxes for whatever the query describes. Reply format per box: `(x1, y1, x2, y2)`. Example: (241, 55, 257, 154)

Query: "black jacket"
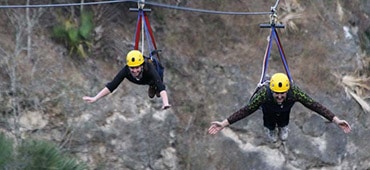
(105, 61, 165, 93)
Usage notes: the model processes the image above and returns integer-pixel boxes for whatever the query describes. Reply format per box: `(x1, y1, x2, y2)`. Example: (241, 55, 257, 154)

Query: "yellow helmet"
(269, 73, 290, 92)
(126, 50, 144, 67)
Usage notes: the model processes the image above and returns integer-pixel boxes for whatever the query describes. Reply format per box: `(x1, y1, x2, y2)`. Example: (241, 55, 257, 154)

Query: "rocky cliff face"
(0, 0, 369, 169)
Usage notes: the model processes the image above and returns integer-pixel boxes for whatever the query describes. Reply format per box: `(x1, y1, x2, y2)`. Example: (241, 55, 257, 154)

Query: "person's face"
(272, 92, 287, 104)
(129, 65, 143, 78)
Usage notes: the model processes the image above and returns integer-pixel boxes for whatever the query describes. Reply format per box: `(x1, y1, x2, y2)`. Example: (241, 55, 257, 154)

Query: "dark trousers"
(263, 111, 290, 130)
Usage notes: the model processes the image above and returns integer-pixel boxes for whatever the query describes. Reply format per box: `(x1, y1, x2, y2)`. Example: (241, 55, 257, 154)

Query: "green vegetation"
(0, 133, 87, 170)
(52, 10, 94, 58)
(0, 133, 13, 168)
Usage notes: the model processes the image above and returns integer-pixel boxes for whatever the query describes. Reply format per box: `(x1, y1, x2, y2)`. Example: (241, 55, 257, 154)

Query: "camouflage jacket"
(227, 85, 336, 125)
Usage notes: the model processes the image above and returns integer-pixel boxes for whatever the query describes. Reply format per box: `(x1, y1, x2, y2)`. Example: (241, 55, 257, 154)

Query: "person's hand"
(82, 96, 97, 103)
(208, 121, 226, 135)
(333, 117, 352, 133)
(162, 104, 171, 110)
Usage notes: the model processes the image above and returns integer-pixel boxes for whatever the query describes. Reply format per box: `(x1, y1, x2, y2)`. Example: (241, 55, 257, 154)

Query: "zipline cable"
(0, 0, 132, 8)
(0, 0, 273, 15)
(271, 0, 280, 11)
(144, 1, 272, 15)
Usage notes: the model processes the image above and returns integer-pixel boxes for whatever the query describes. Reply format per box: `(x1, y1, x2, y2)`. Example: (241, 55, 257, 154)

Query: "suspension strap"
(258, 0, 293, 86)
(133, 10, 142, 50)
(131, 5, 160, 61)
(130, 3, 164, 79)
(143, 12, 161, 61)
(273, 27, 292, 82)
(258, 25, 293, 86)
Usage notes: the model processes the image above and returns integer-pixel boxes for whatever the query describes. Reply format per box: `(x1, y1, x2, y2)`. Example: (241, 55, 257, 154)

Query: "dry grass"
(278, 0, 305, 33)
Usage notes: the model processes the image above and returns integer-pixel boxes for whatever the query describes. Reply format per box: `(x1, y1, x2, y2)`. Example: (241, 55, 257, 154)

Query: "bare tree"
(0, 1, 44, 143)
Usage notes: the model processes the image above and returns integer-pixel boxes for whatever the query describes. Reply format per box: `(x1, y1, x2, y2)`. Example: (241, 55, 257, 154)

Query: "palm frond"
(345, 87, 370, 113)
(335, 73, 370, 113)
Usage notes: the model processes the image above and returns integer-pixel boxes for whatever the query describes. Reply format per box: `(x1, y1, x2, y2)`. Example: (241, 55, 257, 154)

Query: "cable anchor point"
(270, 0, 279, 25)
(138, 0, 145, 9)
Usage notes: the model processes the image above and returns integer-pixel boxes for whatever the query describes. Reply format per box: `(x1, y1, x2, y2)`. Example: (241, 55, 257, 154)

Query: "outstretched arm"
(292, 86, 351, 133)
(83, 87, 111, 103)
(208, 119, 230, 135)
(332, 116, 352, 133)
(159, 90, 171, 110)
(208, 86, 267, 135)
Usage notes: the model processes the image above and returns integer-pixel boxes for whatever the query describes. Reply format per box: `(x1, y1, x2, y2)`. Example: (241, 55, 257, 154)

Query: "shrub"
(0, 133, 87, 170)
(52, 10, 94, 58)
(0, 133, 14, 168)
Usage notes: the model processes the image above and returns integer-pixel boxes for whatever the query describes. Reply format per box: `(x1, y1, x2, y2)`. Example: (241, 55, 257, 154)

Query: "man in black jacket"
(83, 50, 171, 110)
